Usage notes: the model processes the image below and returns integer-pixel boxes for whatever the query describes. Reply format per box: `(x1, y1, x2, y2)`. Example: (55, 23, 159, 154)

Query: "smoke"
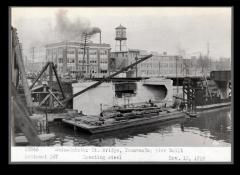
(55, 9, 101, 40)
(88, 27, 101, 35)
(13, 9, 102, 60)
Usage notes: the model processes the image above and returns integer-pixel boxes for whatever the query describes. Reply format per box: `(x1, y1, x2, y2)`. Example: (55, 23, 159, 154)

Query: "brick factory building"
(46, 41, 111, 78)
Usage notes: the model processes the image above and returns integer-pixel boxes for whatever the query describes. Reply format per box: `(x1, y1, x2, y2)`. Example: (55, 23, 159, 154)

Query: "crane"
(61, 54, 153, 105)
(30, 54, 153, 110)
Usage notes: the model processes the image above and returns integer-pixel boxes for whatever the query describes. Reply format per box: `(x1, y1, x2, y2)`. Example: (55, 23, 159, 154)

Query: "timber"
(12, 28, 33, 109)
(29, 62, 50, 90)
(11, 27, 44, 146)
(11, 84, 44, 146)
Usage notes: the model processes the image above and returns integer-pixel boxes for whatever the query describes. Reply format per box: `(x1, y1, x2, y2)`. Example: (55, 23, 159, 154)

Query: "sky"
(11, 7, 232, 61)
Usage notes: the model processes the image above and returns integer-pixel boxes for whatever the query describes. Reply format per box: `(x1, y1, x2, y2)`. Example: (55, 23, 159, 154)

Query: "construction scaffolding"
(182, 78, 197, 115)
(11, 26, 44, 146)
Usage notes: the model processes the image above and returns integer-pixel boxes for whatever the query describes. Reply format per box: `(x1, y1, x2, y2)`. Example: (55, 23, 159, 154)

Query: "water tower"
(115, 24, 127, 51)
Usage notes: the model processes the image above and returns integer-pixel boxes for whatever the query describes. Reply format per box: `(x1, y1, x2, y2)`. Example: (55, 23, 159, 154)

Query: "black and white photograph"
(9, 7, 232, 163)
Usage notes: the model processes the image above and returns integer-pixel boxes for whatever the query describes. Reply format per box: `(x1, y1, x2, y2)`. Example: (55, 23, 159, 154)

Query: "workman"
(99, 112, 104, 124)
(149, 99, 154, 107)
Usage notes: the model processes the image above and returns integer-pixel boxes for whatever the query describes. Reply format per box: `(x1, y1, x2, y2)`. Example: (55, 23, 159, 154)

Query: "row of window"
(140, 69, 180, 75)
(141, 63, 183, 68)
(68, 50, 108, 55)
(47, 48, 108, 55)
(90, 60, 97, 63)
(57, 58, 109, 64)
(57, 65, 108, 74)
(100, 61, 108, 64)
(100, 70, 107, 73)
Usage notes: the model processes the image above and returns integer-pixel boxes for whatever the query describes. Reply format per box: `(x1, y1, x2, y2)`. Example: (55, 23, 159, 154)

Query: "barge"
(62, 104, 186, 134)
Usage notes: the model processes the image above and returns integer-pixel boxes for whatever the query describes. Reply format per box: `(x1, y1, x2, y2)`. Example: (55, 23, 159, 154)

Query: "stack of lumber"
(15, 133, 56, 145)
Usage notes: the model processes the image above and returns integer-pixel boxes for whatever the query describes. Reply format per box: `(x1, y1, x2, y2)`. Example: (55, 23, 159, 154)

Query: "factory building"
(45, 41, 111, 78)
(137, 52, 184, 77)
(110, 49, 184, 78)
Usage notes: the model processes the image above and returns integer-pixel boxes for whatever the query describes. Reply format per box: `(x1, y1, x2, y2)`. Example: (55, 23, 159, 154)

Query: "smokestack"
(99, 32, 102, 44)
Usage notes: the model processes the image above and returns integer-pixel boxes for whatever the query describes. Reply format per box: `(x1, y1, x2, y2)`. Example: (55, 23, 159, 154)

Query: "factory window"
(101, 70, 107, 73)
(90, 50, 97, 55)
(78, 50, 84, 54)
(90, 60, 97, 63)
(67, 58, 75, 63)
(79, 60, 86, 63)
(58, 48, 63, 54)
(67, 50, 75, 54)
(58, 58, 63, 63)
(90, 52, 97, 55)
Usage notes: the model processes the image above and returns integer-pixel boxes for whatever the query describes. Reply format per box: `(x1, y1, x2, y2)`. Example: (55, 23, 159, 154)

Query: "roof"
(115, 24, 126, 29)
(45, 41, 111, 48)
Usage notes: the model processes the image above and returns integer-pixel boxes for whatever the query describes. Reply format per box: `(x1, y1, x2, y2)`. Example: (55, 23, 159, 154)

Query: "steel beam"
(29, 62, 50, 90)
(51, 63, 66, 99)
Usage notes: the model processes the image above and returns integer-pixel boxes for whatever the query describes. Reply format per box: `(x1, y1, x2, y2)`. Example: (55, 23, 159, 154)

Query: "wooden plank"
(48, 89, 64, 107)
(12, 28, 33, 109)
(39, 94, 51, 106)
(11, 94, 44, 146)
(15, 133, 55, 144)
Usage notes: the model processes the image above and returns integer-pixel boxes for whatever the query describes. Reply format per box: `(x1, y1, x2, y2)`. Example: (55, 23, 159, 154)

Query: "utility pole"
(158, 61, 161, 77)
(207, 42, 211, 73)
(176, 56, 179, 95)
(32, 47, 35, 63)
(135, 57, 138, 77)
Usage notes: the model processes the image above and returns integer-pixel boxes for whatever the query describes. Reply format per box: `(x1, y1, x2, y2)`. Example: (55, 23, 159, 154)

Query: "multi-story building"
(46, 41, 111, 78)
(110, 50, 184, 78)
(137, 52, 183, 77)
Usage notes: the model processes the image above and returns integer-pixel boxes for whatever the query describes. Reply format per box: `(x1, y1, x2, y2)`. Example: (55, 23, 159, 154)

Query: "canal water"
(47, 107, 232, 147)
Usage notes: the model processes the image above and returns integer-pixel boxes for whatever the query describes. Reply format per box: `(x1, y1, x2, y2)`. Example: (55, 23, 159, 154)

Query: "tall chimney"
(99, 32, 102, 44)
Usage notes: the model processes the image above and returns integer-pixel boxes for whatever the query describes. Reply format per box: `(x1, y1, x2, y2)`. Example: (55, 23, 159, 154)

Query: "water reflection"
(47, 108, 231, 147)
(183, 109, 231, 143)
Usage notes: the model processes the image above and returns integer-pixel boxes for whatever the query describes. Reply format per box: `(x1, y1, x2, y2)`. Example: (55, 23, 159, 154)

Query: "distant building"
(137, 52, 184, 77)
(46, 41, 111, 78)
(23, 46, 46, 73)
(26, 46, 46, 63)
(110, 50, 184, 78)
(25, 61, 46, 74)
(110, 49, 141, 77)
(213, 57, 231, 71)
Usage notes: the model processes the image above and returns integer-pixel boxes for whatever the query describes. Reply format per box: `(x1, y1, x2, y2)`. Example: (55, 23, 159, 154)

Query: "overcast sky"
(11, 7, 231, 60)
